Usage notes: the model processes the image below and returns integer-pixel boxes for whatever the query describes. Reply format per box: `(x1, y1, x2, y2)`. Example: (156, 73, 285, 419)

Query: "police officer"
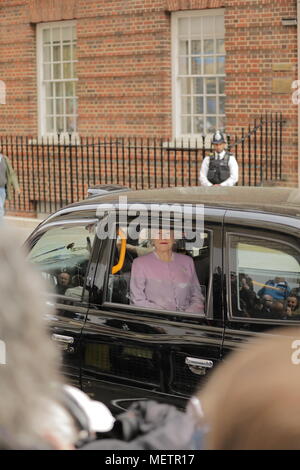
(199, 131, 238, 186)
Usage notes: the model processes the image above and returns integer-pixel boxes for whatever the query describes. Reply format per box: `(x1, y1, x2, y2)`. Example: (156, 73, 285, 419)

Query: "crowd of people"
(239, 273, 300, 320)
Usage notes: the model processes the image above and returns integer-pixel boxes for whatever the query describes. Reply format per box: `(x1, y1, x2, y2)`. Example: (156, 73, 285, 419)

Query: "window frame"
(101, 219, 213, 320)
(227, 231, 300, 323)
(27, 219, 98, 301)
(36, 20, 78, 138)
(171, 8, 225, 142)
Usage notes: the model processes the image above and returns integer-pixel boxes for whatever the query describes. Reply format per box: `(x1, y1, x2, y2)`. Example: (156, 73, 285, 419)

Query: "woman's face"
(152, 230, 174, 254)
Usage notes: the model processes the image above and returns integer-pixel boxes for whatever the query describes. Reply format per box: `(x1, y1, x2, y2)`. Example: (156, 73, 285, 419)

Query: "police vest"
(207, 152, 232, 185)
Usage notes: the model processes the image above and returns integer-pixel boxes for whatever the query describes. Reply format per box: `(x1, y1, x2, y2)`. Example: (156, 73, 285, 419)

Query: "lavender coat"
(130, 252, 204, 313)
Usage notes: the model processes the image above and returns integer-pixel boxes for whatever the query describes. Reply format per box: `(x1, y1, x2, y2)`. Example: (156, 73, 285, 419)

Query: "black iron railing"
(0, 113, 285, 215)
(228, 113, 284, 186)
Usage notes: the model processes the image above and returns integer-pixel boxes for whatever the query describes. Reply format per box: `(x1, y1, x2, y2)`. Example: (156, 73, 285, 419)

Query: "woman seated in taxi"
(130, 229, 204, 313)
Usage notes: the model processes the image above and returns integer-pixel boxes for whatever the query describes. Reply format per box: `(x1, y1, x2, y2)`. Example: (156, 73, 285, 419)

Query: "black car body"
(26, 186, 300, 414)
(87, 183, 130, 198)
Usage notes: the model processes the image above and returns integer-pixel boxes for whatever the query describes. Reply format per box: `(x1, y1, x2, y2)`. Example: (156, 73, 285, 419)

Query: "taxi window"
(106, 224, 210, 316)
(229, 235, 300, 321)
(28, 223, 96, 299)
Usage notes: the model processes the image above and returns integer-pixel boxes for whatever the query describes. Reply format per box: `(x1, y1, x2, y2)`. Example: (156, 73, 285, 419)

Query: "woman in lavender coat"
(130, 230, 204, 313)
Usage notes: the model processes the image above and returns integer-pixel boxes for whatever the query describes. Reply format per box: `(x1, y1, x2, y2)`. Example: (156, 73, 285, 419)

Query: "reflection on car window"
(230, 236, 300, 321)
(28, 224, 96, 299)
(107, 224, 210, 315)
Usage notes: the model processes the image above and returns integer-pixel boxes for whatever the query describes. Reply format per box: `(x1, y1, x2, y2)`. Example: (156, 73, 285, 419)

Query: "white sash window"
(172, 10, 225, 140)
(37, 21, 78, 137)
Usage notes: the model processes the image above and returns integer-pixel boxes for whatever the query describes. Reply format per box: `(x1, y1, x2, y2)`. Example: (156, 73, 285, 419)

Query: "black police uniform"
(207, 151, 233, 185)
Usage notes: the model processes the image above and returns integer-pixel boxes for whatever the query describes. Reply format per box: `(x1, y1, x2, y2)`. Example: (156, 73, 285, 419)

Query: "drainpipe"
(298, 1, 300, 187)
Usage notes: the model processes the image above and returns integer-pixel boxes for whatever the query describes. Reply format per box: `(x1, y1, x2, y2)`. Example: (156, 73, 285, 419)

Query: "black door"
(81, 207, 225, 413)
(163, 209, 224, 405)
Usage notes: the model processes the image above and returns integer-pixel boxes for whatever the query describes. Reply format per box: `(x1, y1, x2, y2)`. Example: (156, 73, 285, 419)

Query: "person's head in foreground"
(197, 327, 300, 450)
(0, 227, 74, 449)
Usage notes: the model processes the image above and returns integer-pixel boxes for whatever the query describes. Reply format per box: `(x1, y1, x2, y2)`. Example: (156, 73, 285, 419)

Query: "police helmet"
(211, 131, 226, 144)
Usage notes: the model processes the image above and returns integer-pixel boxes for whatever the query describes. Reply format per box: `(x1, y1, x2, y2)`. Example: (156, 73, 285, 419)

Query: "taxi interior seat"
(176, 238, 210, 303)
(192, 248, 210, 304)
(109, 272, 131, 304)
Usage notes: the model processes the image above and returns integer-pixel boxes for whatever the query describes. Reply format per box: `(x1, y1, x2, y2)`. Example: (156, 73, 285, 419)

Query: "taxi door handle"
(52, 334, 75, 353)
(185, 357, 213, 376)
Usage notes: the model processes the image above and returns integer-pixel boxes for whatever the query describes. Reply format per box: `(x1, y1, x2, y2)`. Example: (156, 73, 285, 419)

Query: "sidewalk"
(4, 215, 44, 243)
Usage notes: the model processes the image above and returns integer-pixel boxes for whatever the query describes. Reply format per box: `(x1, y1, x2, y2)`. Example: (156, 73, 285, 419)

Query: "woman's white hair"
(0, 226, 69, 449)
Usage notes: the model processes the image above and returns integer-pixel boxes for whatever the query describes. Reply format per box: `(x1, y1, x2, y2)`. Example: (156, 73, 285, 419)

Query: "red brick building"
(0, 0, 298, 205)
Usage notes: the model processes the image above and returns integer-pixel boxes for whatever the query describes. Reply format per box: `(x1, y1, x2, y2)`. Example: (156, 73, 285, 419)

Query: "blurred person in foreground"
(196, 327, 300, 450)
(0, 226, 76, 449)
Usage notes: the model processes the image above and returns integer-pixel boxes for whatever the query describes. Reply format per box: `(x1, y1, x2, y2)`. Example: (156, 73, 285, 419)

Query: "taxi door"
(80, 208, 225, 412)
(27, 218, 98, 388)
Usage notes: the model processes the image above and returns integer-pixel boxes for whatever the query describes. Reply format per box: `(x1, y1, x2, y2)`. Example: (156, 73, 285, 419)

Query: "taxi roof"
(74, 186, 300, 218)
(42, 187, 300, 226)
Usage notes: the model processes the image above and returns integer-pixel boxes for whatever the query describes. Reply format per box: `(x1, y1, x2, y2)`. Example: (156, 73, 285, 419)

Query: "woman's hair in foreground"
(0, 227, 63, 449)
(198, 327, 300, 450)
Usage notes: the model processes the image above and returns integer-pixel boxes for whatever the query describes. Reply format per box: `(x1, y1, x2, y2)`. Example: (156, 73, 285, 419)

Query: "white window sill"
(163, 135, 214, 150)
(30, 133, 81, 145)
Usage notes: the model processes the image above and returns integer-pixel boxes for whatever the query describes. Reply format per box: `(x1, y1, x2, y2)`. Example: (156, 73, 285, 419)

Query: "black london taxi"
(25, 186, 300, 414)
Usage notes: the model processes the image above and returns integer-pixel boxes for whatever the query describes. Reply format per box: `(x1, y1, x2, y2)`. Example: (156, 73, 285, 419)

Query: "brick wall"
(0, 1, 36, 135)
(0, 0, 298, 197)
(76, 2, 171, 137)
(224, 0, 298, 186)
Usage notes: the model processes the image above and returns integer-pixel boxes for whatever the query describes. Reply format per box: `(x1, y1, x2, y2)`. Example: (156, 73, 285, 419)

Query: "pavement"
(4, 215, 44, 243)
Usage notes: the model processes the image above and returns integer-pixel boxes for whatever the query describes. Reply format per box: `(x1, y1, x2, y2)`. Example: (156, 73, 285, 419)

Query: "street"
(4, 215, 42, 243)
